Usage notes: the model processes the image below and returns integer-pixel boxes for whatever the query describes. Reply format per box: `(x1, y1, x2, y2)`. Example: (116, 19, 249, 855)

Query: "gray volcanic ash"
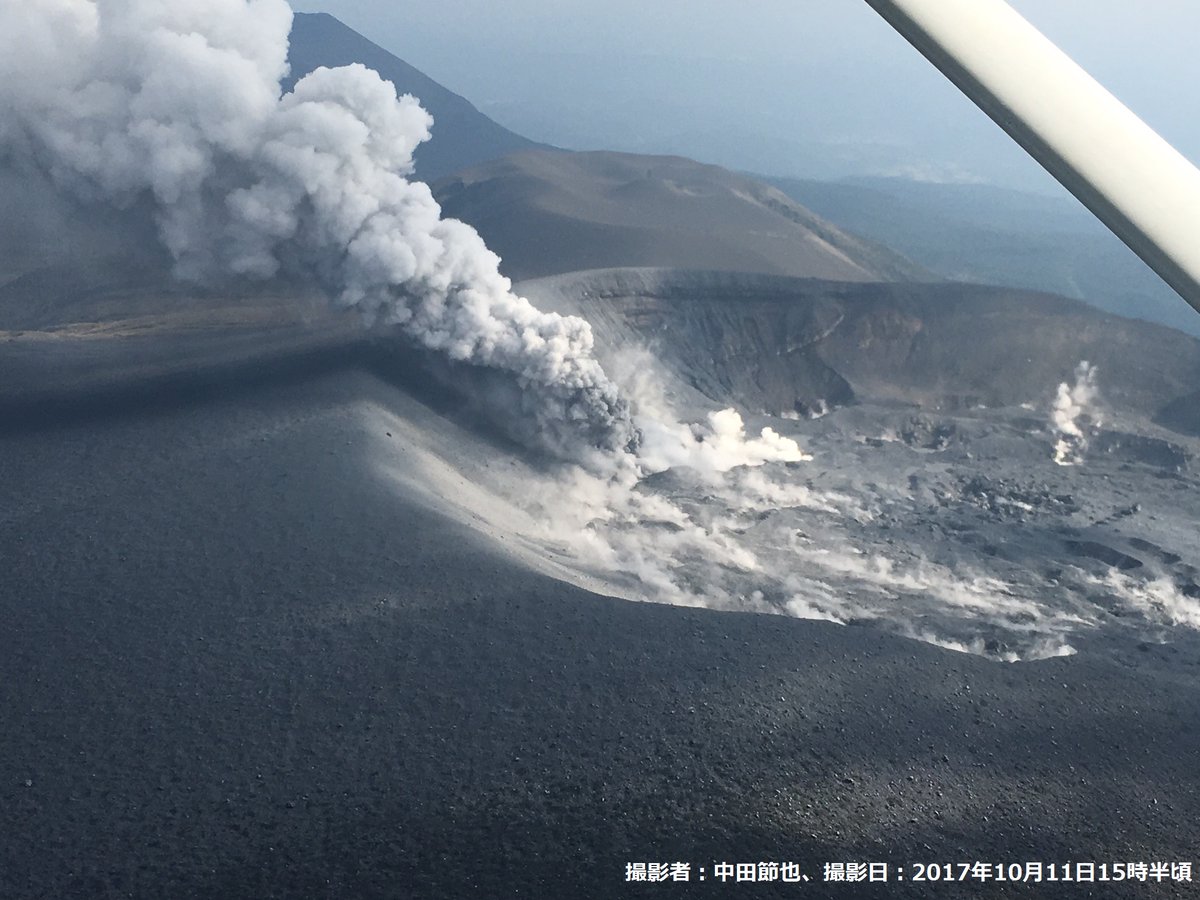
(6, 364, 1200, 899)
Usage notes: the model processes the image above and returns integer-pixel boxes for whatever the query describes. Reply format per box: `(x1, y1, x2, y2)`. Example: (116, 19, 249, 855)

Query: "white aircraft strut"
(866, 0, 1200, 318)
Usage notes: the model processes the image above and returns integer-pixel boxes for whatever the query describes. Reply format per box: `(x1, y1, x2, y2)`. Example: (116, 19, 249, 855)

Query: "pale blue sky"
(290, 1, 1200, 191)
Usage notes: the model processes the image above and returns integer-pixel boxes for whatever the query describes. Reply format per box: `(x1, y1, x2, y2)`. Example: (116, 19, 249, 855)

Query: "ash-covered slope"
(4, 358, 1200, 900)
(286, 13, 542, 183)
(3, 215, 1200, 900)
(434, 150, 928, 282)
(520, 267, 1200, 425)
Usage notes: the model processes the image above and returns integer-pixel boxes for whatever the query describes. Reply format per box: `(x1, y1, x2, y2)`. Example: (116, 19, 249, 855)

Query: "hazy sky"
(290, 1, 1200, 192)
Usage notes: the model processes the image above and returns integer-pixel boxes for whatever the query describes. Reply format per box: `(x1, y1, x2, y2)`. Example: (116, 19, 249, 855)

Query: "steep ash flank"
(520, 269, 1200, 426)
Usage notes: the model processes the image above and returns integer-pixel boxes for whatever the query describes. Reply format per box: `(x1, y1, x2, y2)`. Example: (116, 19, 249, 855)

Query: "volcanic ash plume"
(1051, 361, 1100, 466)
(0, 0, 633, 459)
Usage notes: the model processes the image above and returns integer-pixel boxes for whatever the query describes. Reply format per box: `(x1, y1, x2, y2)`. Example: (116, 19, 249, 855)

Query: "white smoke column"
(0, 0, 633, 459)
(606, 348, 811, 475)
(1050, 361, 1100, 465)
(636, 408, 810, 475)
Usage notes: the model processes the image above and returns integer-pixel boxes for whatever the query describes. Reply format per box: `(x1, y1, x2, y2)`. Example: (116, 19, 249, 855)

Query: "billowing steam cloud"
(0, 0, 633, 459)
(1051, 361, 1101, 465)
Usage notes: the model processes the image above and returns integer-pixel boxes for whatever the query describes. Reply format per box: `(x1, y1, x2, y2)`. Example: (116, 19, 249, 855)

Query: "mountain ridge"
(435, 149, 930, 282)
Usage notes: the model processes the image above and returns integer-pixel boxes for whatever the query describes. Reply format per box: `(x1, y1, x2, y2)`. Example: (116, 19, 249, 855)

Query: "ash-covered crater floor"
(515, 394, 1200, 668)
(710, 400, 1200, 662)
